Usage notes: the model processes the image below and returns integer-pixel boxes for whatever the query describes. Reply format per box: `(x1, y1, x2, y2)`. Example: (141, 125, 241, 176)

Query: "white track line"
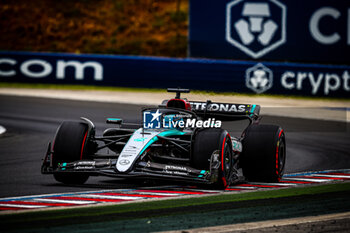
(78, 194, 142, 200)
(182, 189, 221, 193)
(283, 177, 330, 182)
(228, 186, 257, 189)
(0, 204, 47, 208)
(283, 169, 350, 177)
(0, 125, 6, 135)
(0, 186, 179, 202)
(309, 174, 350, 178)
(0, 189, 121, 201)
(129, 192, 181, 196)
(249, 182, 297, 186)
(34, 198, 95, 205)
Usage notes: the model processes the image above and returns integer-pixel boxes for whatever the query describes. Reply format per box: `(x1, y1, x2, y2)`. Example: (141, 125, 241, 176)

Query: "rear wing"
(161, 88, 260, 121)
(190, 101, 260, 119)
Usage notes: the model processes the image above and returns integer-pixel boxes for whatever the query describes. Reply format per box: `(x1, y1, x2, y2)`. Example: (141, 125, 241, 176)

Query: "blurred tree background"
(0, 0, 188, 57)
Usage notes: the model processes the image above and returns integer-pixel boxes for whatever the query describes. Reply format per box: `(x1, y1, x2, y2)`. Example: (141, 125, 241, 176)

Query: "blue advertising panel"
(189, 0, 350, 64)
(0, 51, 349, 98)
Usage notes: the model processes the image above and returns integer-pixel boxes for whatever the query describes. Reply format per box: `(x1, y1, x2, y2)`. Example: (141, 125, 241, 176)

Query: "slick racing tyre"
(241, 124, 286, 182)
(52, 121, 90, 184)
(192, 128, 233, 189)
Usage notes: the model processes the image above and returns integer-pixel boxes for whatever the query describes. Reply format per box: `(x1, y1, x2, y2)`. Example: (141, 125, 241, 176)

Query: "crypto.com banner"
(189, 0, 350, 64)
(0, 51, 349, 98)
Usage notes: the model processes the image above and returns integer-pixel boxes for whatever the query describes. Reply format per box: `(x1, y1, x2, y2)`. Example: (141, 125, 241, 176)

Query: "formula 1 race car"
(41, 88, 286, 189)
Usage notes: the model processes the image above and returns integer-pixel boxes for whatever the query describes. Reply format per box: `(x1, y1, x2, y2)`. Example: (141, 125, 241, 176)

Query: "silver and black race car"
(41, 88, 286, 189)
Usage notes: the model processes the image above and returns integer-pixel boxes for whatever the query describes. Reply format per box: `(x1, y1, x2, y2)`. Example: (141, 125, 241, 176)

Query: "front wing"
(41, 152, 221, 185)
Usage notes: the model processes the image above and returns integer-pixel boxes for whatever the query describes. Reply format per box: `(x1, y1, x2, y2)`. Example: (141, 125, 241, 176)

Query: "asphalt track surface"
(0, 95, 349, 198)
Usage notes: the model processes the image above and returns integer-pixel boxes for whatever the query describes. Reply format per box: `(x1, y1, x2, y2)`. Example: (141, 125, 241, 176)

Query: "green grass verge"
(2, 182, 350, 224)
(1, 82, 349, 101)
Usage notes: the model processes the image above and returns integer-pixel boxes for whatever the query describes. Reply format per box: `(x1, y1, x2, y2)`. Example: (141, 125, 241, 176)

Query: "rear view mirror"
(106, 118, 123, 125)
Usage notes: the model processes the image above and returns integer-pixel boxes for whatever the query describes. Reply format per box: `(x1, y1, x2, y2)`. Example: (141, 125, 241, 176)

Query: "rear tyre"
(241, 124, 286, 182)
(192, 129, 233, 189)
(52, 121, 90, 184)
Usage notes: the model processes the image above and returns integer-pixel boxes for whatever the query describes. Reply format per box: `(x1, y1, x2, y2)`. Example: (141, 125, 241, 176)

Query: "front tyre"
(241, 124, 286, 182)
(192, 129, 233, 189)
(52, 121, 90, 184)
